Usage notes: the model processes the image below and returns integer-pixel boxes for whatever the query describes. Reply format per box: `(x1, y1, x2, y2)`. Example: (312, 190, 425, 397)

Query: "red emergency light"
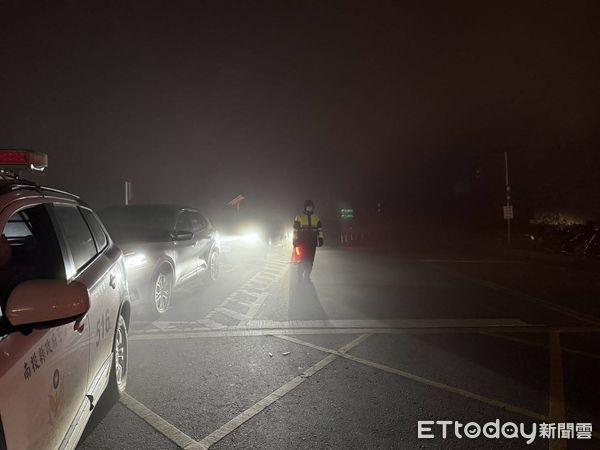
(291, 245, 303, 263)
(0, 150, 48, 172)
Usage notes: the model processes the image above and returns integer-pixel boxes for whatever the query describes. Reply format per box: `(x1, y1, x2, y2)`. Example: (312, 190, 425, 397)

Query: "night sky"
(1, 1, 599, 223)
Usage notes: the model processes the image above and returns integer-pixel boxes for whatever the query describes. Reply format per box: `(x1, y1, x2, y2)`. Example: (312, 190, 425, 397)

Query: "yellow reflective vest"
(293, 213, 323, 246)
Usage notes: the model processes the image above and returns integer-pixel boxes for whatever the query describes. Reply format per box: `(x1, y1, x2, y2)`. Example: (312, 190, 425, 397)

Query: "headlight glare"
(125, 252, 147, 269)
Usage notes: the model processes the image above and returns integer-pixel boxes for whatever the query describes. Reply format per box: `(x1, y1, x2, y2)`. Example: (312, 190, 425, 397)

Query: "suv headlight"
(124, 252, 148, 269)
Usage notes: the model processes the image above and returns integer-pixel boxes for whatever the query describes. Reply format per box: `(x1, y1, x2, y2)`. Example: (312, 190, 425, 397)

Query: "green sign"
(340, 208, 354, 219)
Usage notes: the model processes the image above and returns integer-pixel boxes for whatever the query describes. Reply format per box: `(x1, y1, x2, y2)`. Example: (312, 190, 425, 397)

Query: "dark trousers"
(298, 245, 317, 280)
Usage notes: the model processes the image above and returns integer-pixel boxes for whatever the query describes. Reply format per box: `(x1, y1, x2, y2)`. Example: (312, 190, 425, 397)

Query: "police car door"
(0, 203, 90, 450)
(51, 205, 120, 409)
(79, 207, 123, 402)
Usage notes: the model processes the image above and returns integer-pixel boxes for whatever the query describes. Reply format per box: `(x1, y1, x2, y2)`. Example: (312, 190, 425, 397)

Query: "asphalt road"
(78, 244, 600, 449)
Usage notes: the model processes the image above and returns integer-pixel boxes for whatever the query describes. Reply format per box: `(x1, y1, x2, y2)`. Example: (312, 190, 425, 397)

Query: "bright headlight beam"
(243, 232, 260, 243)
(124, 252, 147, 269)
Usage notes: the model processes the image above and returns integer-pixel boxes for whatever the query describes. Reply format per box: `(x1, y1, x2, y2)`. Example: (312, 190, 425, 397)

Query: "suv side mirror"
(172, 230, 194, 241)
(6, 280, 90, 327)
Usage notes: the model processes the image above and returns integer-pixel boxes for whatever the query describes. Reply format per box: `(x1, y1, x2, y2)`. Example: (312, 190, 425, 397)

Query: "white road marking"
(129, 318, 532, 338)
(195, 318, 227, 329)
(239, 318, 528, 329)
(239, 292, 269, 325)
(204, 256, 289, 327)
(253, 275, 276, 282)
(130, 324, 600, 342)
(122, 328, 600, 447)
(235, 289, 260, 298)
(197, 334, 371, 448)
(215, 307, 251, 321)
(133, 318, 226, 332)
(120, 392, 206, 449)
(152, 321, 178, 331)
(274, 335, 550, 423)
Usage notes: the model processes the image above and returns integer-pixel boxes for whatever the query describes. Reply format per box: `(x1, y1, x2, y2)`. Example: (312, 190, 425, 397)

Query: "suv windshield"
(99, 205, 178, 244)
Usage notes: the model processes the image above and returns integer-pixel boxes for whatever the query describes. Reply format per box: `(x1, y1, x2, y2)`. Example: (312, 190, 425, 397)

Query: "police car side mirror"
(172, 230, 194, 241)
(5, 280, 90, 327)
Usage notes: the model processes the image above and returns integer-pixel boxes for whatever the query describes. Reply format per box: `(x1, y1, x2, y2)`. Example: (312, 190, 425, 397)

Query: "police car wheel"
(152, 268, 173, 314)
(107, 315, 128, 398)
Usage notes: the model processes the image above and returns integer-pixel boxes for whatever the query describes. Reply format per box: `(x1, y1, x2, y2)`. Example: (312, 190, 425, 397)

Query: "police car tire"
(107, 315, 128, 400)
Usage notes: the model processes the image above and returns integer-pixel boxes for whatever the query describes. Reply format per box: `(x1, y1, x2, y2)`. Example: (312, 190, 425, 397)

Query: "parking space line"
(549, 332, 567, 450)
(274, 335, 551, 423)
(129, 325, 600, 341)
(242, 318, 529, 329)
(423, 262, 600, 326)
(120, 392, 206, 449)
(197, 334, 370, 448)
(124, 329, 600, 443)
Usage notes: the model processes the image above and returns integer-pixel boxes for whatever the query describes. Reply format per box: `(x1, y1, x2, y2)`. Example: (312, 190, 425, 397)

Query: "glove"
(318, 237, 324, 247)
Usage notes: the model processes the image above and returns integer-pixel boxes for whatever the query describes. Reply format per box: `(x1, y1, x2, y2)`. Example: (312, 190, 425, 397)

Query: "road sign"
(228, 194, 245, 205)
(228, 194, 245, 212)
(340, 208, 354, 220)
(503, 205, 514, 220)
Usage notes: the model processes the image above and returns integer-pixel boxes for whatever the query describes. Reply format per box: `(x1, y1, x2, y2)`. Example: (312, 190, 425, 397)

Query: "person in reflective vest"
(293, 200, 324, 281)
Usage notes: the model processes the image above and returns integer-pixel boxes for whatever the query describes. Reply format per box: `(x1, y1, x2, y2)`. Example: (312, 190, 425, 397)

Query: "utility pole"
(503, 152, 513, 246)
(125, 181, 132, 205)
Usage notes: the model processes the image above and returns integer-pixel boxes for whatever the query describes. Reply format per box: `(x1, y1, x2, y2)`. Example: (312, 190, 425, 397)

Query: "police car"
(0, 151, 130, 449)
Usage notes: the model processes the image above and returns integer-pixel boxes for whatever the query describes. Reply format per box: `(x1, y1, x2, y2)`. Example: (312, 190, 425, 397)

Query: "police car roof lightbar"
(0, 150, 48, 173)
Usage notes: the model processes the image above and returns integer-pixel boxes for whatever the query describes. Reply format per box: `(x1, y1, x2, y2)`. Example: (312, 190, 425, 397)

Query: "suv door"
(188, 211, 213, 271)
(0, 203, 90, 450)
(173, 210, 199, 281)
(51, 204, 122, 407)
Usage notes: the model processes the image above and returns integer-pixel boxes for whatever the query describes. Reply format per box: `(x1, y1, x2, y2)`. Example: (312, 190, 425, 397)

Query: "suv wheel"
(152, 267, 173, 314)
(205, 251, 220, 283)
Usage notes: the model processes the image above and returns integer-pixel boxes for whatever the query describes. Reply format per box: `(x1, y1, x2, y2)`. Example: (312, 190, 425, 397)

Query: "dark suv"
(100, 204, 220, 315)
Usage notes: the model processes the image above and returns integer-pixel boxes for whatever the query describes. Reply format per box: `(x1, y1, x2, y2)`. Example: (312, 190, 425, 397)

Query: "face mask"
(305, 206, 313, 213)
